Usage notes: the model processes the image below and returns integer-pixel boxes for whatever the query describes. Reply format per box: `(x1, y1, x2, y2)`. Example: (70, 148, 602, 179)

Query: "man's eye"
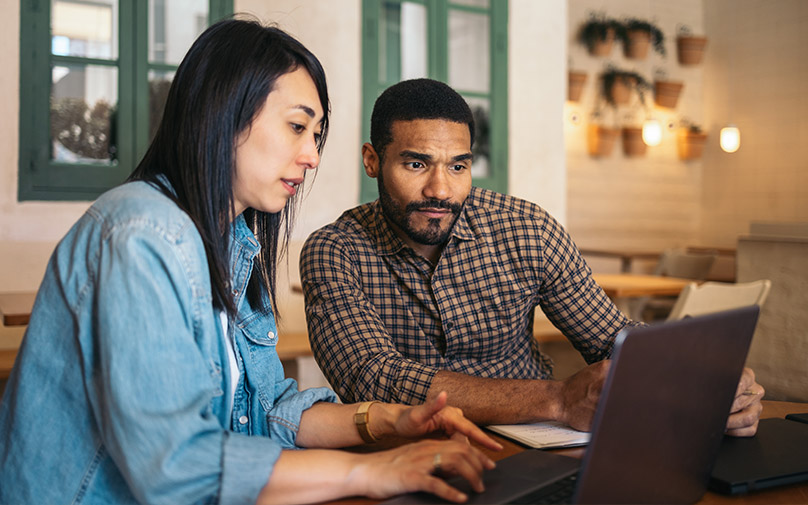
(406, 161, 424, 169)
(451, 164, 467, 172)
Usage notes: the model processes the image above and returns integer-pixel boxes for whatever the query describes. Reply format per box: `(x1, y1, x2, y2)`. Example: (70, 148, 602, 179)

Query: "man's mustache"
(405, 200, 462, 214)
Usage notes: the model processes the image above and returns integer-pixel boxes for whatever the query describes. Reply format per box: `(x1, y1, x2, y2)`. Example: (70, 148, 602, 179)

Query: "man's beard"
(377, 169, 463, 246)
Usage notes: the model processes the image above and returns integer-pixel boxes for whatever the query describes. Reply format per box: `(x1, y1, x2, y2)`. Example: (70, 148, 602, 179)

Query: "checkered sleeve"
(535, 212, 642, 363)
(300, 228, 437, 405)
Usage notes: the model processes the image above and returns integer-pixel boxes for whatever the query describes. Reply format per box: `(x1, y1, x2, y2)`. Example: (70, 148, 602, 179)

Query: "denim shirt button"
(238, 415, 248, 425)
(267, 331, 275, 339)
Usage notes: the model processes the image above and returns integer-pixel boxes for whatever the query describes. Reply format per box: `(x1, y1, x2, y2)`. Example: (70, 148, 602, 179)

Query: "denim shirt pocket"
(237, 312, 280, 412)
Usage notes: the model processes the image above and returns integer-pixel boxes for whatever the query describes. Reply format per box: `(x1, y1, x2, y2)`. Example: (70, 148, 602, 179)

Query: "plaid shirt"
(301, 187, 636, 405)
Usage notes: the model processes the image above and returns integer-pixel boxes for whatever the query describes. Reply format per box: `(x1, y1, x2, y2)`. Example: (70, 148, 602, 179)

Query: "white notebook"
(487, 421, 590, 449)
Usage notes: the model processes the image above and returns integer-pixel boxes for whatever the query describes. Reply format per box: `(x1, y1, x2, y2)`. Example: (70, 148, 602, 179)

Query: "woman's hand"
(348, 438, 496, 503)
(392, 391, 503, 451)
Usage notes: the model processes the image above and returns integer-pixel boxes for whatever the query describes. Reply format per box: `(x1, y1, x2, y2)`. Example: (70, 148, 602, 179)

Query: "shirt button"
(445, 321, 454, 330)
(239, 415, 248, 425)
(267, 331, 275, 339)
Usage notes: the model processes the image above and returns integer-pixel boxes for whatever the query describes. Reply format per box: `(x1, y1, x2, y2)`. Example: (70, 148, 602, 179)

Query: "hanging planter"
(622, 18, 666, 60)
(578, 15, 624, 57)
(601, 67, 652, 107)
(654, 80, 684, 108)
(587, 124, 619, 157)
(568, 71, 588, 102)
(677, 125, 708, 160)
(677, 35, 708, 65)
(622, 127, 647, 157)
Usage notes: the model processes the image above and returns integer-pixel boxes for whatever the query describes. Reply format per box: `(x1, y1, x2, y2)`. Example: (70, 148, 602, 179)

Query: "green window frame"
(360, 0, 508, 203)
(18, 0, 233, 201)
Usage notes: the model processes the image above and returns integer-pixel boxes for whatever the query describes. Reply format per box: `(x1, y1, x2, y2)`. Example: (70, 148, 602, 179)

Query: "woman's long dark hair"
(128, 17, 330, 317)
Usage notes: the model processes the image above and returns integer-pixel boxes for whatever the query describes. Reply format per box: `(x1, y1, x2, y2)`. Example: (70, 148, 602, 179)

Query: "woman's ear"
(362, 143, 380, 178)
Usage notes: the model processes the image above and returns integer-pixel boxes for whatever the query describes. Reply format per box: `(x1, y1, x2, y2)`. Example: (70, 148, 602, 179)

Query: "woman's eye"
(291, 123, 305, 133)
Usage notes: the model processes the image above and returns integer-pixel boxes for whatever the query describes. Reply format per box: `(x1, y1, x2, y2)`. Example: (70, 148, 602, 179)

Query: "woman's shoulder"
(87, 181, 197, 241)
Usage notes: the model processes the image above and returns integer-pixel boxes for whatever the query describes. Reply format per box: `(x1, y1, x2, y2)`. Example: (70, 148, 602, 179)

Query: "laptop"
(382, 306, 759, 504)
(709, 416, 808, 494)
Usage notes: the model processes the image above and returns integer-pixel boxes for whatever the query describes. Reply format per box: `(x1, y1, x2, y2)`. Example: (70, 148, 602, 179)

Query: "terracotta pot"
(609, 78, 632, 105)
(654, 80, 684, 108)
(587, 124, 619, 157)
(590, 27, 615, 57)
(625, 29, 651, 60)
(568, 71, 587, 102)
(677, 36, 708, 65)
(622, 127, 647, 157)
(677, 129, 708, 160)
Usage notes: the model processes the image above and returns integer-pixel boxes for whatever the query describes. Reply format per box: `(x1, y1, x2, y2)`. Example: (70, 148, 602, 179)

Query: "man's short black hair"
(370, 78, 475, 160)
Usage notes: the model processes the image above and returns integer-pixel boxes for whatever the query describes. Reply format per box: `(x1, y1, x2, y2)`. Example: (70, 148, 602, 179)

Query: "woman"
(0, 18, 500, 505)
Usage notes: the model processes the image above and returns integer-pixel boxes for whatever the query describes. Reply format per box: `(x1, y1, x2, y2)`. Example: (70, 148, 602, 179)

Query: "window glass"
(51, 0, 118, 59)
(379, 1, 427, 83)
(465, 96, 490, 178)
(50, 64, 118, 164)
(448, 9, 489, 93)
(149, 0, 208, 65)
(148, 70, 175, 141)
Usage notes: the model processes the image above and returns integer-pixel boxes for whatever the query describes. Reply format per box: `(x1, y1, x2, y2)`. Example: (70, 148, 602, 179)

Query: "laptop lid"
(574, 306, 759, 504)
(709, 417, 808, 494)
(382, 306, 759, 505)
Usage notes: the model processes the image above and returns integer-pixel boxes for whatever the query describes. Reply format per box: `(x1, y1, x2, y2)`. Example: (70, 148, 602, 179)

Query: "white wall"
(701, 0, 808, 246)
(565, 0, 706, 253)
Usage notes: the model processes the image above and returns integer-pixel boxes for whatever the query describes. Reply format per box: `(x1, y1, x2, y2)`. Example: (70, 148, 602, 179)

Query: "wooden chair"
(667, 280, 772, 321)
(638, 248, 718, 321)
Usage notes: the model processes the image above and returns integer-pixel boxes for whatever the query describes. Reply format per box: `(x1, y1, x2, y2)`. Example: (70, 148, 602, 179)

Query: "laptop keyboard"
(509, 473, 579, 504)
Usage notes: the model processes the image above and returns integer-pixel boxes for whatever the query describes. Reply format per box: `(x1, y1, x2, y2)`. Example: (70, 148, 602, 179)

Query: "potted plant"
(578, 13, 624, 57)
(621, 18, 666, 60)
(653, 69, 684, 108)
(601, 67, 652, 106)
(622, 126, 647, 157)
(677, 121, 708, 160)
(587, 113, 619, 158)
(676, 25, 708, 65)
(568, 70, 588, 102)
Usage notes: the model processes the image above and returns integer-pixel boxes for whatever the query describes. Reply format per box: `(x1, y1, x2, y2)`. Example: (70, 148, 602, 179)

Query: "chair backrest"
(667, 280, 772, 321)
(654, 248, 718, 280)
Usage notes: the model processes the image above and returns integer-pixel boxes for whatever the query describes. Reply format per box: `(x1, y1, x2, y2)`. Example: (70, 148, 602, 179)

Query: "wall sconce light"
(642, 118, 662, 146)
(720, 125, 740, 153)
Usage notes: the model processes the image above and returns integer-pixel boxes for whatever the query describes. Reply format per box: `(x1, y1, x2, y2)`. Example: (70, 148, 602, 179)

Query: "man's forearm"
(426, 370, 564, 425)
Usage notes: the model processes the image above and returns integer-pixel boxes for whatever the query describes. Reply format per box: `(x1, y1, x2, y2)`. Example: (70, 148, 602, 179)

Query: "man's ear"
(362, 143, 380, 178)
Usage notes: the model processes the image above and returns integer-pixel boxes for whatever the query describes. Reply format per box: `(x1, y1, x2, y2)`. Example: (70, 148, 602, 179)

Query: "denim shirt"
(0, 181, 336, 505)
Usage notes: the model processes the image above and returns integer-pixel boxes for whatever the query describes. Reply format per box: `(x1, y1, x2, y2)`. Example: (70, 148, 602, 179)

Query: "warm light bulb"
(720, 125, 740, 153)
(642, 118, 662, 146)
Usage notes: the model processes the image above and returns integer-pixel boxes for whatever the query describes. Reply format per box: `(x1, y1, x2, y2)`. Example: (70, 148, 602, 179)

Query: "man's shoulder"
(304, 201, 377, 252)
(465, 187, 554, 228)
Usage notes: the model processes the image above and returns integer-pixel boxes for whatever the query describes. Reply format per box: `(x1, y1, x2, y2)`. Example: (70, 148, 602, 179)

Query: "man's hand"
(557, 360, 611, 432)
(393, 391, 504, 451)
(726, 367, 764, 437)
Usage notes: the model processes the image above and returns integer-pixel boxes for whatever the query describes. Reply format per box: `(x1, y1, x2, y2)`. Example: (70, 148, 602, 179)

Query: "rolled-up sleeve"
(301, 232, 437, 405)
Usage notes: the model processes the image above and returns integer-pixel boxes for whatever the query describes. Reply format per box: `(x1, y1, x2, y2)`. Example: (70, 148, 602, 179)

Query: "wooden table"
(592, 273, 693, 298)
(0, 292, 36, 327)
(579, 248, 661, 273)
(323, 401, 808, 505)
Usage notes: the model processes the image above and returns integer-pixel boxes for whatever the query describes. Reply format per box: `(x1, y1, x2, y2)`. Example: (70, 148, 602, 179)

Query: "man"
(300, 78, 762, 434)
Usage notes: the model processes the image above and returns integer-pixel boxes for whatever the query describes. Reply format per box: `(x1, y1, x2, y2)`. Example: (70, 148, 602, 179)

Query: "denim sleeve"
(87, 221, 280, 505)
(267, 382, 338, 448)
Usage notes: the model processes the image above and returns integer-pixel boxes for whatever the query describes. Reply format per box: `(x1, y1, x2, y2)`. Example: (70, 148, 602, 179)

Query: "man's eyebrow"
(452, 153, 474, 163)
(399, 150, 432, 162)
